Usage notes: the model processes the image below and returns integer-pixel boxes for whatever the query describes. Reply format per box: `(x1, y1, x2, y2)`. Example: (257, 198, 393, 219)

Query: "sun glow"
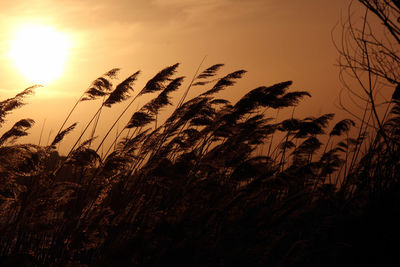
(8, 23, 71, 85)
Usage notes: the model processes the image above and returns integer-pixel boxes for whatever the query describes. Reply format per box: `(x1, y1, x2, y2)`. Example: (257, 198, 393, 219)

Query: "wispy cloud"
(1, 0, 270, 36)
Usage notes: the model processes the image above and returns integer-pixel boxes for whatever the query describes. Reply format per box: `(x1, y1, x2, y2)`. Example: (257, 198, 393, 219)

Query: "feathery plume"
(192, 64, 224, 86)
(330, 119, 356, 136)
(104, 71, 140, 107)
(292, 136, 322, 164)
(51, 122, 77, 148)
(67, 147, 101, 167)
(104, 68, 120, 78)
(0, 85, 39, 126)
(138, 63, 179, 96)
(233, 81, 294, 118)
(143, 77, 184, 114)
(273, 91, 311, 108)
(0, 119, 35, 146)
(196, 64, 224, 79)
(81, 69, 120, 101)
(201, 70, 246, 96)
(126, 111, 154, 129)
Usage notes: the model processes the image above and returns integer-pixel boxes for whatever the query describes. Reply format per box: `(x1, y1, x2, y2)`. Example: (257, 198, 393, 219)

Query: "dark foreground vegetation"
(0, 61, 400, 266)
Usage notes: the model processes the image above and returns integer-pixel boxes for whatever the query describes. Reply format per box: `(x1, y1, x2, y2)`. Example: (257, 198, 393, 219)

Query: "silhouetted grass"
(0, 65, 400, 266)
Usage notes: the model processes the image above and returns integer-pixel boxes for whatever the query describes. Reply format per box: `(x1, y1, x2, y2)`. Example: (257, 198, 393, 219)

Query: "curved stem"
(95, 95, 139, 153)
(53, 94, 84, 143)
(101, 125, 126, 161)
(361, 8, 391, 149)
(176, 55, 207, 109)
(67, 106, 102, 157)
(53, 105, 103, 177)
(89, 96, 106, 147)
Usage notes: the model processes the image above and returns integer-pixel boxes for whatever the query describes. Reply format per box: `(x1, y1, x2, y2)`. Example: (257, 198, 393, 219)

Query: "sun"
(8, 23, 71, 85)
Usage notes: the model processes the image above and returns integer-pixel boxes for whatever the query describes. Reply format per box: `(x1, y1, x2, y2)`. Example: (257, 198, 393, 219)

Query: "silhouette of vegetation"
(336, 0, 400, 141)
(0, 59, 399, 266)
(1, 1, 400, 264)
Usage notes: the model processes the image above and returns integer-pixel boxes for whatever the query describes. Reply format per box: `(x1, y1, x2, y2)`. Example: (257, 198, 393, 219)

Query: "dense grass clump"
(0, 64, 400, 266)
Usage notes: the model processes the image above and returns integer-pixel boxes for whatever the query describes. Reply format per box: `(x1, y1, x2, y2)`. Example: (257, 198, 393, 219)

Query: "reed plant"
(0, 64, 399, 266)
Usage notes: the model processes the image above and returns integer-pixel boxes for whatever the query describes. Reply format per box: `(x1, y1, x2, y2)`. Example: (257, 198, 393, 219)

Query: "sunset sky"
(0, 0, 357, 152)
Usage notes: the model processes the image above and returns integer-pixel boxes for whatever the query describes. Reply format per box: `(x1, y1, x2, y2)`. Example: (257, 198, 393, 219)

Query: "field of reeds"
(0, 63, 400, 266)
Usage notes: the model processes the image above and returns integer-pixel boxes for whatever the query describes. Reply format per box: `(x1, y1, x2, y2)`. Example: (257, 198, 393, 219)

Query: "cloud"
(152, 0, 225, 9)
(0, 0, 274, 69)
(1, 0, 270, 34)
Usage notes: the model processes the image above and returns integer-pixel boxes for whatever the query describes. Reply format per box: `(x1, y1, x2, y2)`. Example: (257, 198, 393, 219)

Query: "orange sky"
(0, 0, 359, 153)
